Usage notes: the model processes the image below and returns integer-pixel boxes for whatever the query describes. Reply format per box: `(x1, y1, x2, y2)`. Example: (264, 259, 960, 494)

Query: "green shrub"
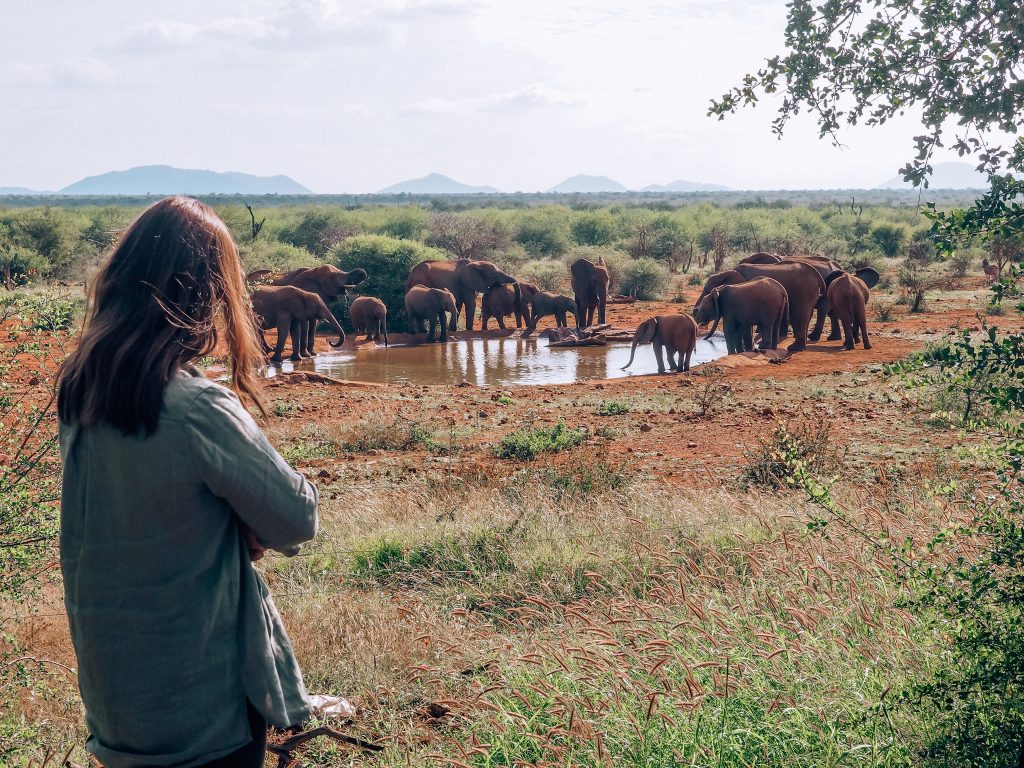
(514, 212, 570, 257)
(497, 420, 588, 460)
(570, 210, 619, 246)
(948, 247, 982, 277)
(619, 258, 670, 300)
(870, 223, 908, 257)
(331, 235, 445, 331)
(279, 208, 358, 256)
(239, 240, 318, 274)
(596, 400, 630, 415)
(374, 207, 428, 240)
(520, 259, 565, 291)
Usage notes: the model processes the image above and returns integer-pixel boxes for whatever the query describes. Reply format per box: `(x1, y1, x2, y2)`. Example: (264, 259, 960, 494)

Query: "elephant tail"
(621, 337, 640, 370)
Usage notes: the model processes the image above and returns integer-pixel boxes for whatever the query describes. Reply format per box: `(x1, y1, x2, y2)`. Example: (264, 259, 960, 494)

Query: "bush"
(375, 207, 428, 240)
(870, 223, 908, 257)
(239, 240, 319, 274)
(570, 210, 619, 246)
(497, 421, 588, 460)
(740, 421, 843, 489)
(596, 400, 630, 415)
(520, 259, 566, 291)
(331, 234, 445, 331)
(279, 208, 358, 256)
(514, 211, 570, 257)
(619, 258, 670, 300)
(948, 247, 982, 277)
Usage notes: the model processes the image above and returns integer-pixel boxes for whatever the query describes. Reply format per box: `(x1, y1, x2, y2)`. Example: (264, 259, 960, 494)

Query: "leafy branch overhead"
(709, 0, 1024, 243)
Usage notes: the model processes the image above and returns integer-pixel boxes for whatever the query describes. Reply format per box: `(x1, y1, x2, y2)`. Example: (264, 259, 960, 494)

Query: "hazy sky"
(0, 0, 964, 192)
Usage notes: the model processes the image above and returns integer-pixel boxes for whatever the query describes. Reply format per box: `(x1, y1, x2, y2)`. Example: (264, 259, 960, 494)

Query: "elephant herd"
(247, 256, 610, 362)
(247, 251, 877, 372)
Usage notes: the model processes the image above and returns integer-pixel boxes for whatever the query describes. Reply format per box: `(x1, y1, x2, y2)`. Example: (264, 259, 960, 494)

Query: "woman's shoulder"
(163, 368, 239, 422)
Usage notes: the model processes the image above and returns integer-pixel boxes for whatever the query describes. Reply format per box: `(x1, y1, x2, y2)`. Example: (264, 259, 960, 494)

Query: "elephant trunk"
(382, 312, 389, 347)
(326, 313, 345, 348)
(703, 315, 720, 341)
(621, 337, 641, 370)
(702, 293, 721, 341)
(511, 279, 522, 306)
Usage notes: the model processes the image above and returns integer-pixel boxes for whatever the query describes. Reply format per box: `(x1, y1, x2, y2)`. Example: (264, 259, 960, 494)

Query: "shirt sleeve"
(185, 384, 318, 556)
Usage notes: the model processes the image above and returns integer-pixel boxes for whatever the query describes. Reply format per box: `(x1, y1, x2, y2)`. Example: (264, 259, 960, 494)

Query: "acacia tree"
(710, 0, 1024, 245)
(713, 2, 1024, 764)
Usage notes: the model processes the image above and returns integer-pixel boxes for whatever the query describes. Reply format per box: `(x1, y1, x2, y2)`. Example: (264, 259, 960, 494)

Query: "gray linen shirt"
(60, 368, 318, 768)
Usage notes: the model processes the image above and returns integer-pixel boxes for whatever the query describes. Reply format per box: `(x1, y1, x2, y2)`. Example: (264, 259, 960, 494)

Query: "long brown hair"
(58, 197, 265, 434)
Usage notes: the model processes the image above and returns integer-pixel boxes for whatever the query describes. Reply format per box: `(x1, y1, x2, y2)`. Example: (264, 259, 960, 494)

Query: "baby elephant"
(481, 281, 538, 330)
(251, 285, 345, 363)
(824, 271, 871, 350)
(522, 292, 577, 337)
(405, 286, 457, 342)
(621, 314, 698, 373)
(694, 277, 788, 355)
(349, 296, 388, 347)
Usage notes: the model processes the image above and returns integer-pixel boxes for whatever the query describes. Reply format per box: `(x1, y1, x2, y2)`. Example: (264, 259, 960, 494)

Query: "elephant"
(694, 277, 789, 354)
(406, 258, 520, 332)
(270, 264, 367, 356)
(824, 271, 871, 350)
(405, 286, 458, 343)
(570, 257, 610, 329)
(695, 262, 824, 351)
(621, 314, 698, 373)
(349, 296, 388, 347)
(521, 291, 578, 337)
(481, 281, 539, 330)
(251, 285, 345, 363)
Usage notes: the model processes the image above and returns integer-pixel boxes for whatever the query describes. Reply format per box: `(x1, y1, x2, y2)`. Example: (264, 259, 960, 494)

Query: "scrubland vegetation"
(2, 193, 1023, 766)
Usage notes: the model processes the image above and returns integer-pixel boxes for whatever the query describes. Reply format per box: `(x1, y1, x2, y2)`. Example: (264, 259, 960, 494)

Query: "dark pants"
(195, 701, 267, 768)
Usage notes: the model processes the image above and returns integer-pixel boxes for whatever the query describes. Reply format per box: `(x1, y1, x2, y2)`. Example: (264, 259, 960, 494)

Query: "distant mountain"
(60, 165, 312, 195)
(548, 175, 628, 193)
(378, 173, 500, 194)
(0, 187, 44, 195)
(878, 161, 988, 190)
(642, 179, 731, 192)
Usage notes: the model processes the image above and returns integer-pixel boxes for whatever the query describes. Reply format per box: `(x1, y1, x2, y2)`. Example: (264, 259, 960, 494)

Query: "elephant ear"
(637, 317, 659, 344)
(824, 270, 846, 289)
(464, 263, 494, 292)
(854, 267, 880, 288)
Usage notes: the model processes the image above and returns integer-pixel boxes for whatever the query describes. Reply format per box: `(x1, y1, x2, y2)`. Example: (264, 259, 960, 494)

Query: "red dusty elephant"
(251, 285, 345, 363)
(694, 277, 788, 354)
(696, 262, 824, 351)
(268, 264, 367, 356)
(349, 295, 388, 346)
(406, 258, 520, 332)
(621, 314, 698, 373)
(824, 271, 871, 350)
(481, 281, 539, 331)
(570, 257, 610, 329)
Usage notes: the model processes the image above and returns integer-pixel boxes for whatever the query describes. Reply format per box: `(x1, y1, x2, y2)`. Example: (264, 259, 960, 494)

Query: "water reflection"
(268, 336, 728, 385)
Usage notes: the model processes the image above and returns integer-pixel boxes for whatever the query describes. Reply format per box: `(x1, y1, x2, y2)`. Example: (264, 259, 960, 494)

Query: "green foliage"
(570, 210, 619, 246)
(10, 209, 81, 277)
(595, 400, 630, 416)
(278, 208, 357, 256)
(513, 210, 570, 257)
(497, 420, 588, 461)
(741, 421, 843, 489)
(239, 239, 318, 274)
(331, 234, 444, 332)
(710, 0, 1024, 246)
(374, 206, 428, 240)
(0, 244, 47, 289)
(619, 258, 670, 300)
(871, 223, 908, 258)
(520, 259, 565, 292)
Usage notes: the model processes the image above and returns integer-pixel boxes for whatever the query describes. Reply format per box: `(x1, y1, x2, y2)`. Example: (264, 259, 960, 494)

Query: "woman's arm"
(186, 385, 318, 555)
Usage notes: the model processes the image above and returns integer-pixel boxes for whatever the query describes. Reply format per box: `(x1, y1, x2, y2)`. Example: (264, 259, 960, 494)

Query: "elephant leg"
(556, 311, 566, 328)
(841, 314, 856, 350)
(786, 306, 811, 352)
(300, 319, 314, 357)
(744, 325, 754, 352)
(574, 299, 585, 329)
(497, 315, 506, 330)
(666, 344, 680, 372)
(858, 307, 871, 350)
(827, 309, 842, 341)
(288, 320, 303, 362)
(682, 347, 692, 372)
(438, 312, 449, 342)
(808, 299, 827, 342)
(462, 294, 476, 332)
(270, 317, 289, 362)
(653, 340, 666, 373)
(598, 298, 606, 325)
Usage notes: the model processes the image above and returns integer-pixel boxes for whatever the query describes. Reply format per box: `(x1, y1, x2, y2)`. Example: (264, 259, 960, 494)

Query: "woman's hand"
(241, 523, 267, 562)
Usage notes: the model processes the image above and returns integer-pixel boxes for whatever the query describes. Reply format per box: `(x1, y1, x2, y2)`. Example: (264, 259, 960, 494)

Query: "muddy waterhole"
(269, 335, 728, 385)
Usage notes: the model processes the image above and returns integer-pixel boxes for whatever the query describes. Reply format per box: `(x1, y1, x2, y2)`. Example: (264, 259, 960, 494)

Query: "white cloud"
(406, 83, 580, 114)
(0, 58, 115, 88)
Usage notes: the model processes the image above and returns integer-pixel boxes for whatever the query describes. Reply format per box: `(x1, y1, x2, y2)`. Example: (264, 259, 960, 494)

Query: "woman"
(58, 197, 318, 767)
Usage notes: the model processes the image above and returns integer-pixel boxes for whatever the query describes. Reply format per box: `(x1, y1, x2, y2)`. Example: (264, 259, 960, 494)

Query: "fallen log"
(549, 337, 608, 347)
(607, 294, 637, 304)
